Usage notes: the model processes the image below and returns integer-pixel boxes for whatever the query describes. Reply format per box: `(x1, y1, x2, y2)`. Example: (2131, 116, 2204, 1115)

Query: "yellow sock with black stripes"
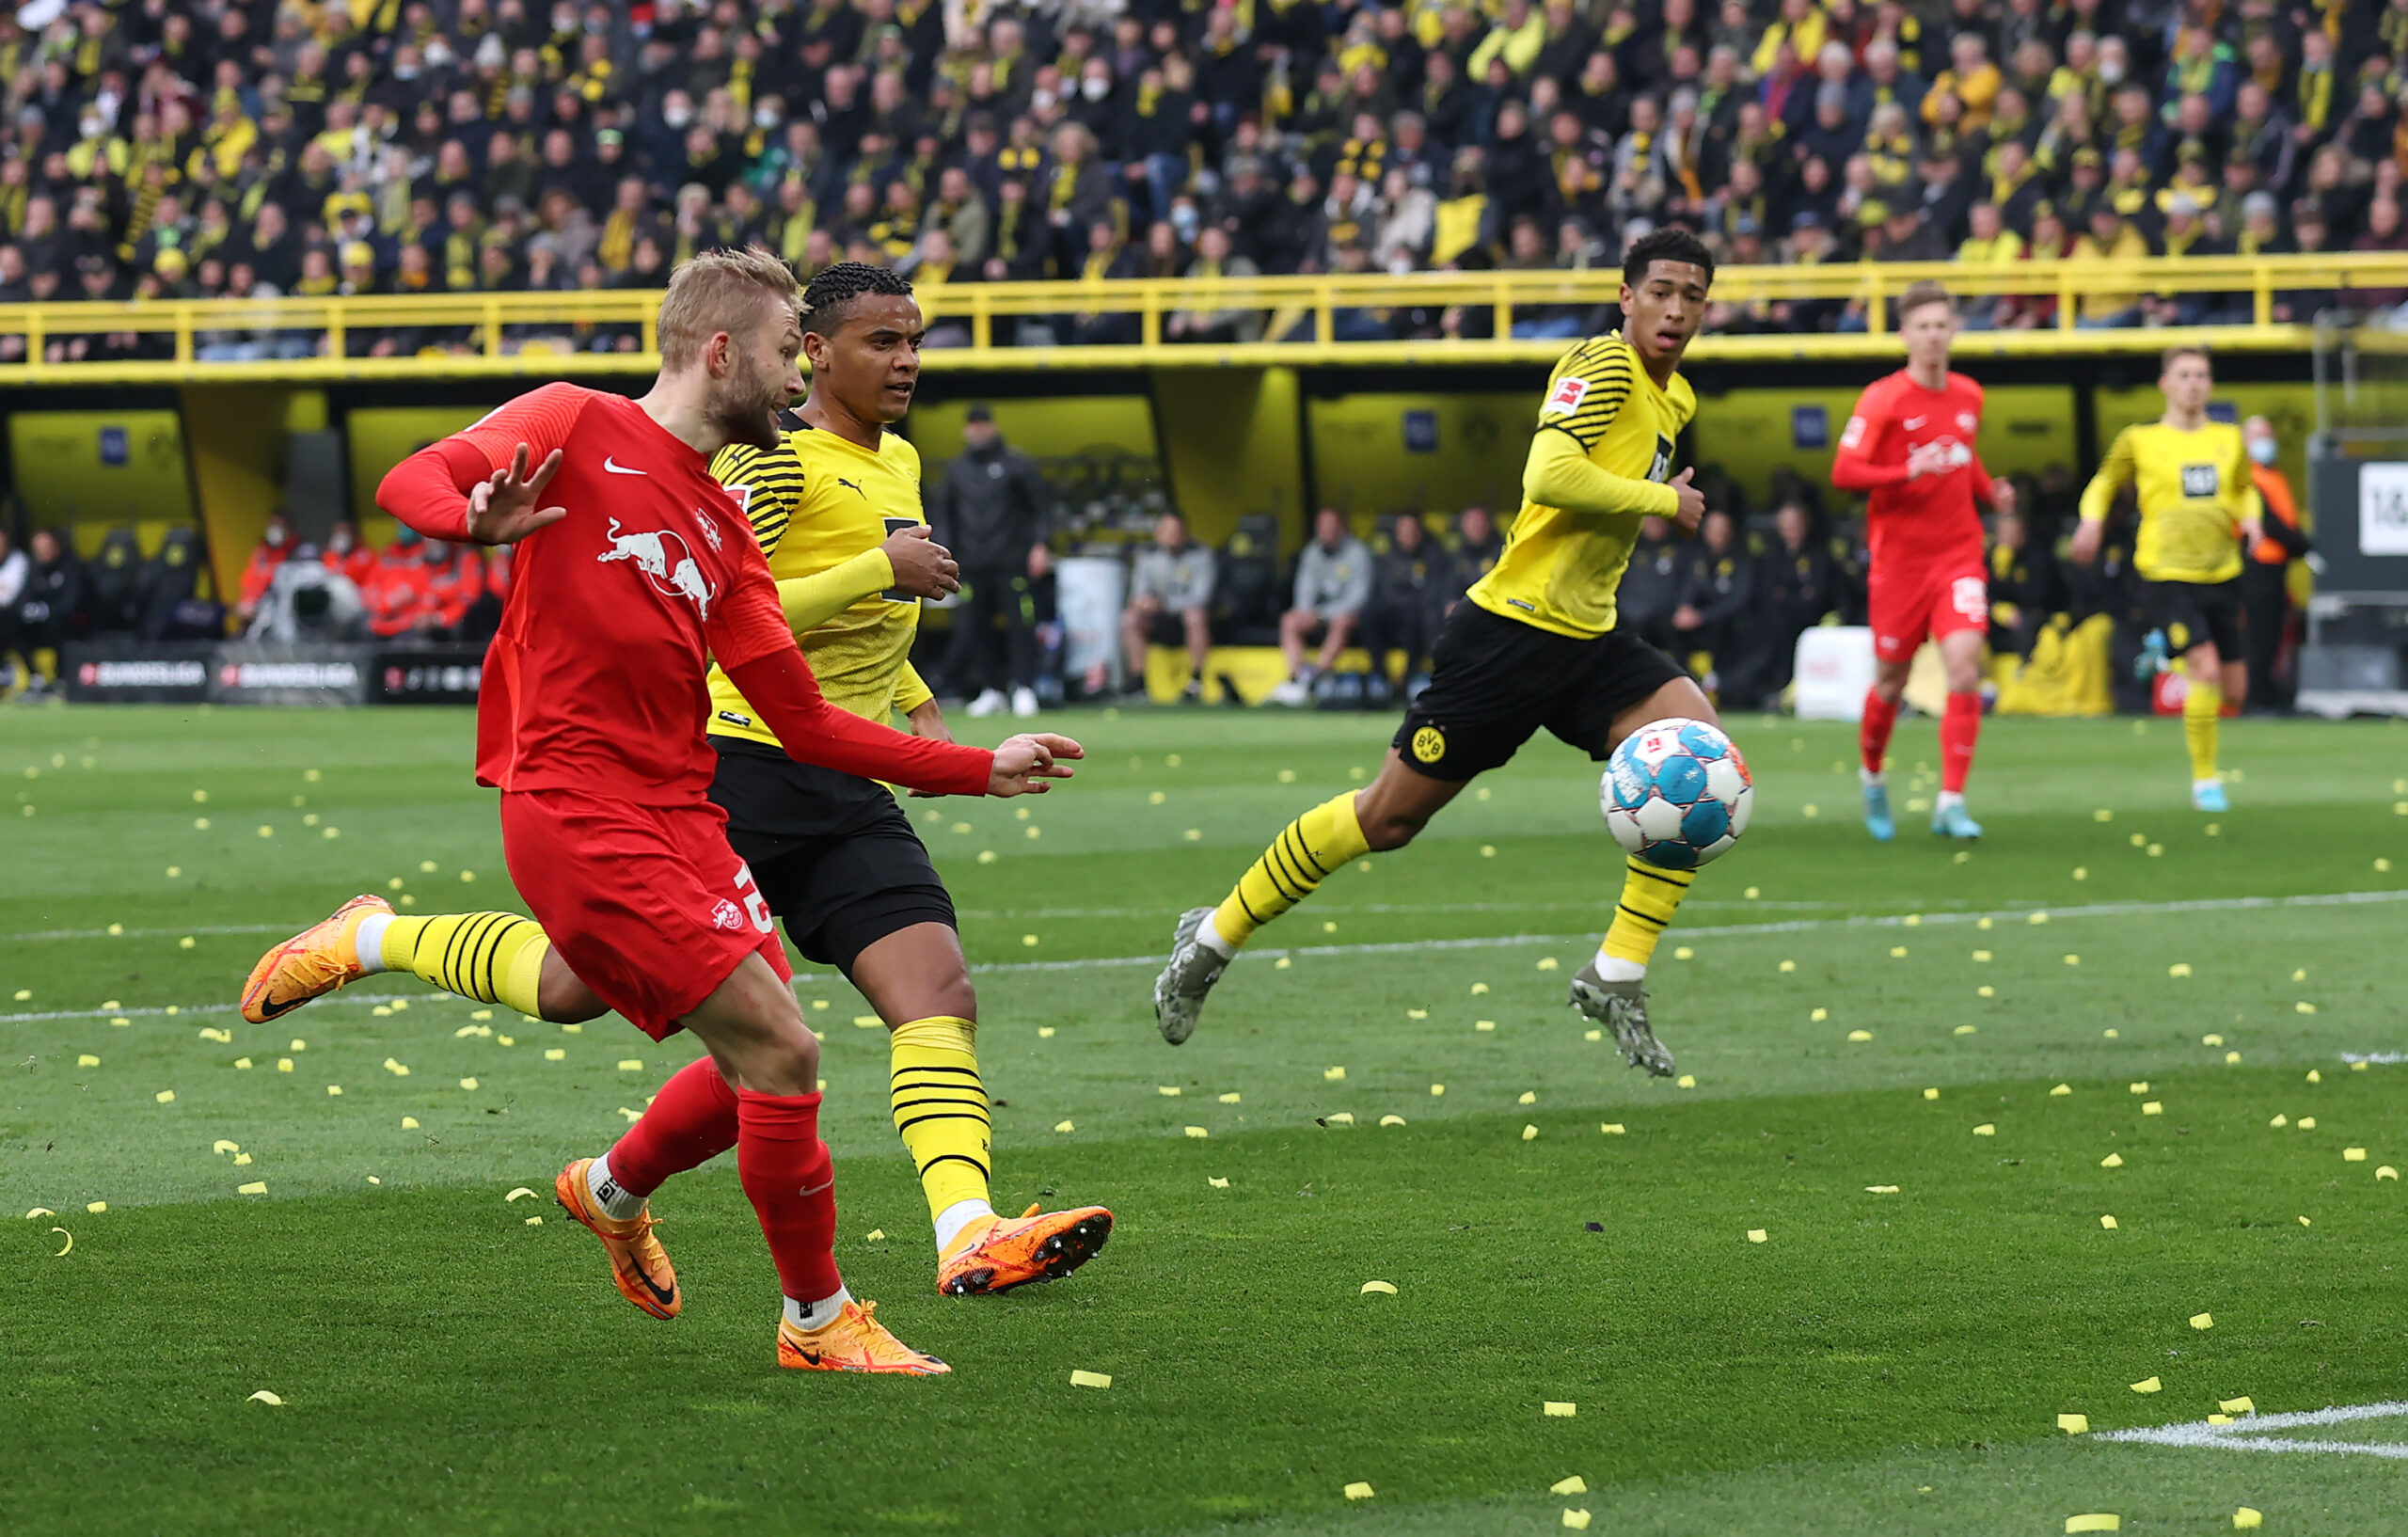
(365, 911, 550, 1018)
(888, 1015, 995, 1254)
(1595, 856, 1698, 978)
(2183, 674, 2222, 784)
(1206, 791, 1370, 953)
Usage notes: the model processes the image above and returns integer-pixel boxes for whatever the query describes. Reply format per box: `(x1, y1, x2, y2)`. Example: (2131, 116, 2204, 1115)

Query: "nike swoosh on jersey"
(603, 457, 648, 475)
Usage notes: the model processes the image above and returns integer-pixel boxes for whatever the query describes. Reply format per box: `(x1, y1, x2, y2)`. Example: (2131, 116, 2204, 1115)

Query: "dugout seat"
(1212, 514, 1284, 645)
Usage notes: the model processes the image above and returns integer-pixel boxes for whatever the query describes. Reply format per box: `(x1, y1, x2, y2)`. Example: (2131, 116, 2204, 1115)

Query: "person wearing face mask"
(325, 521, 373, 588)
(235, 513, 294, 627)
(363, 522, 436, 640)
(2239, 416, 2312, 714)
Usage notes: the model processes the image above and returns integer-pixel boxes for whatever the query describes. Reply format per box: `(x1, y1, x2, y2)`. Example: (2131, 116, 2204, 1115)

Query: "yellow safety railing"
(0, 253, 2400, 382)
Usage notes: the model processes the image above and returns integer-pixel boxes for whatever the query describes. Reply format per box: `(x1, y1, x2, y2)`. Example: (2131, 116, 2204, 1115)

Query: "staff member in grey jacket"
(1120, 510, 1217, 700)
(1269, 507, 1371, 705)
(929, 404, 1054, 718)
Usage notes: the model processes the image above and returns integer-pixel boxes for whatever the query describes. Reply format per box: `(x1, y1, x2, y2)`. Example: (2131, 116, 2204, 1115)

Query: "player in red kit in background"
(252, 249, 1081, 1376)
(1830, 280, 2014, 842)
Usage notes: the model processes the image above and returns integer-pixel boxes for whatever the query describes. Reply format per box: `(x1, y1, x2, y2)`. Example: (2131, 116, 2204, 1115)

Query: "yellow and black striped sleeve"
(710, 439, 807, 558)
(1535, 338, 1637, 452)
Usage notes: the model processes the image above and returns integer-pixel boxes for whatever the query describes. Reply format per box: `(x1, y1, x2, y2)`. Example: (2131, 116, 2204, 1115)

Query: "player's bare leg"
(1572, 675, 1722, 1077)
(1860, 658, 1909, 843)
(1930, 629, 1987, 839)
(1156, 754, 1462, 1044)
(2182, 639, 2233, 812)
(849, 924, 1112, 1295)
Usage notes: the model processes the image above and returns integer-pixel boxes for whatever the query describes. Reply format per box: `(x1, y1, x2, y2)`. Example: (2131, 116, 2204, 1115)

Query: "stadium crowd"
(0, 0, 2405, 357)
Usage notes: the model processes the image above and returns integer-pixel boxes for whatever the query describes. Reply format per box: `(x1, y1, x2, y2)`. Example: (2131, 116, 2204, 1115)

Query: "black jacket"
(927, 438, 1051, 568)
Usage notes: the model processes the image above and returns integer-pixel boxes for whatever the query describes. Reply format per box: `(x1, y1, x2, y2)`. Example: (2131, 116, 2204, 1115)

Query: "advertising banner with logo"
(60, 641, 214, 703)
(209, 643, 372, 705)
(373, 645, 486, 704)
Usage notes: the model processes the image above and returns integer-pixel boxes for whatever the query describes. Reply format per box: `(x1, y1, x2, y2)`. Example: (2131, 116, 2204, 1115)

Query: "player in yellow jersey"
(2073, 345, 2262, 811)
(1153, 228, 1728, 1076)
(246, 265, 1112, 1303)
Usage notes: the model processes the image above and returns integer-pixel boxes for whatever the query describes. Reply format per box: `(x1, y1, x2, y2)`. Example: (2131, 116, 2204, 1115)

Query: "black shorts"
(2142, 578, 2242, 659)
(1141, 610, 1189, 645)
(706, 737, 957, 973)
(1393, 602, 1690, 781)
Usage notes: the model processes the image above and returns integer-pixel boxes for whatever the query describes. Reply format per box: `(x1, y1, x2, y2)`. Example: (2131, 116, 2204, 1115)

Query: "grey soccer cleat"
(1568, 959, 1677, 1077)
(1153, 907, 1228, 1046)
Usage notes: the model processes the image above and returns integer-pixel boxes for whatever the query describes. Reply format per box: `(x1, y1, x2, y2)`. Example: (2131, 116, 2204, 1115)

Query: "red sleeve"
(1830, 381, 1908, 491)
(712, 556, 994, 796)
(452, 382, 590, 470)
(376, 383, 592, 541)
(1968, 453, 1997, 506)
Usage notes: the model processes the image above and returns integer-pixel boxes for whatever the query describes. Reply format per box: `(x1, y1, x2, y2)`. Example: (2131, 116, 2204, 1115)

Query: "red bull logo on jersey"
(597, 516, 715, 620)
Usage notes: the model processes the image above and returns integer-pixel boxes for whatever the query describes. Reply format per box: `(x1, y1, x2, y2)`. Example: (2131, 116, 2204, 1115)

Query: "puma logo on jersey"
(835, 476, 865, 498)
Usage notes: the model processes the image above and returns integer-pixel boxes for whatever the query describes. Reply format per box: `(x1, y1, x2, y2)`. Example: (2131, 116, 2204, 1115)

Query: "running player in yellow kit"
(2072, 345, 2262, 811)
(1152, 228, 1727, 1076)
(246, 264, 1111, 1306)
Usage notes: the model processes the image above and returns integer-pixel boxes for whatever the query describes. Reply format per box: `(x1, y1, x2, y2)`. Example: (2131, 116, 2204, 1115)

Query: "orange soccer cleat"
(777, 1300, 951, 1374)
(554, 1158, 681, 1320)
(936, 1203, 1114, 1297)
(239, 894, 392, 1022)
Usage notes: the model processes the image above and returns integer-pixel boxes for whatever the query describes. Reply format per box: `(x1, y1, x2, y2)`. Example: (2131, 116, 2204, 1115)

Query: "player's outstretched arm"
(378, 383, 587, 545)
(2070, 429, 2135, 563)
(988, 733, 1083, 797)
(726, 643, 996, 795)
(1521, 428, 1684, 519)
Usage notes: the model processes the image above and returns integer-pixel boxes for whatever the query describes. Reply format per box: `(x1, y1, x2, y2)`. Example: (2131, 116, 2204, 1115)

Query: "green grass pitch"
(6, 704, 2407, 1536)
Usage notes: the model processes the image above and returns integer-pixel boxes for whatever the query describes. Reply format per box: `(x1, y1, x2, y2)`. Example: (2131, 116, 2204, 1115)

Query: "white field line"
(2099, 1401, 2408, 1458)
(5, 888, 2401, 1025)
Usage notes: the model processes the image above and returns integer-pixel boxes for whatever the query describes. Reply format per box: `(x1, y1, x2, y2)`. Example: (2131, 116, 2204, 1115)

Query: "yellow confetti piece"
(1208, 1177, 1228, 1188)
(1471, 982, 1490, 995)
(1476, 1020, 1496, 1032)
(616, 1058, 643, 1071)
(1889, 946, 1907, 959)
(2050, 1085, 2072, 1097)
(864, 1228, 886, 1242)
(2094, 808, 2114, 822)
(2058, 1413, 2089, 1434)
(2130, 1377, 2162, 1394)
(2131, 1083, 2149, 1094)
(2072, 867, 2088, 880)
(504, 1187, 537, 1202)
(459, 1077, 478, 1090)
(291, 1038, 308, 1050)
(2296, 1001, 2317, 1015)
(1586, 1029, 1604, 1040)
(2169, 963, 2193, 977)
(2192, 1312, 2214, 1330)
(193, 817, 209, 830)
(1054, 1120, 1074, 1133)
(23, 1207, 53, 1219)
(1431, 1084, 1446, 1096)
(1184, 1126, 1209, 1138)
(247, 1390, 283, 1406)
(1322, 921, 1335, 932)
(1324, 1112, 1355, 1126)
(1037, 1027, 1055, 1038)
(1360, 1280, 1397, 1295)
(852, 1014, 880, 1029)
(523, 1216, 542, 1226)
(212, 1140, 239, 1155)
(1379, 1114, 1406, 1127)
(371, 1006, 392, 1018)
(2129, 832, 2147, 848)
(2066, 1516, 2121, 1533)
(1521, 1124, 1539, 1141)
(1746, 1228, 1767, 1244)
(1865, 1185, 1900, 1195)
(384, 1058, 410, 1076)
(325, 1085, 342, 1096)
(1975, 988, 1994, 1000)
(1810, 1006, 1829, 1022)
(1157, 1085, 1181, 1097)
(1274, 957, 1291, 969)
(1070, 1370, 1112, 1390)
(544, 1048, 565, 1060)
(1672, 946, 1694, 960)
(1481, 845, 1496, 857)
(617, 1107, 640, 1121)
(562, 1022, 582, 1032)
(154, 1089, 175, 1103)
(1923, 1087, 1940, 1100)
(2307, 1070, 2322, 1083)
(1342, 1482, 1373, 1500)
(1021, 934, 1038, 947)
(1537, 957, 1559, 972)
(1407, 1008, 1428, 1020)
(2065, 954, 2082, 966)
(76, 1054, 99, 1067)
(2029, 911, 2049, 925)
(1676, 1074, 1696, 1088)
(1518, 1090, 1537, 1104)
(1972, 950, 1992, 962)
(977, 849, 997, 864)
(2234, 1509, 2262, 1529)
(1779, 959, 1797, 973)
(238, 1181, 267, 1195)
(2100, 1215, 2118, 1229)
(86, 1201, 106, 1213)
(2300, 1215, 2313, 1226)
(1601, 1123, 1625, 1134)
(1552, 1477, 1590, 1497)
(1562, 1512, 1592, 1530)
(1323, 1066, 1346, 1081)
(1977, 917, 1993, 930)
(2355, 1061, 2370, 1071)
(1745, 886, 1760, 899)
(2380, 1166, 2400, 1181)
(1544, 1402, 1577, 1418)
(2101, 1153, 2124, 1168)
(1973, 1124, 1997, 1137)
(2345, 1148, 2368, 1162)
(50, 1227, 71, 1256)
(1184, 829, 1202, 841)
(2222, 1397, 2256, 1414)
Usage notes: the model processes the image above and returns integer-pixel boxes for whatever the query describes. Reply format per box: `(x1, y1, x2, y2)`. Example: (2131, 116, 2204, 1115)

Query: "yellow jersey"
(704, 421, 933, 746)
(2078, 420, 2260, 584)
(1469, 331, 1695, 639)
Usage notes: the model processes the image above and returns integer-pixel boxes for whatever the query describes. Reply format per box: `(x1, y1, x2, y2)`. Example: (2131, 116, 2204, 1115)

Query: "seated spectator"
(1758, 501, 1846, 696)
(420, 540, 488, 638)
(16, 528, 83, 691)
(1359, 514, 1446, 702)
(249, 542, 365, 642)
(362, 527, 435, 640)
(1120, 510, 1216, 701)
(324, 521, 375, 588)
(1986, 508, 2059, 661)
(1165, 226, 1263, 343)
(235, 514, 294, 629)
(1270, 508, 1372, 706)
(1617, 515, 1687, 654)
(1671, 508, 1756, 703)
(1444, 505, 1504, 610)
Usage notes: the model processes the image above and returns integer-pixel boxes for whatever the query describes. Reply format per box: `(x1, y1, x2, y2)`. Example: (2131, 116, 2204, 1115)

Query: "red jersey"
(1830, 370, 1995, 570)
(380, 383, 829, 799)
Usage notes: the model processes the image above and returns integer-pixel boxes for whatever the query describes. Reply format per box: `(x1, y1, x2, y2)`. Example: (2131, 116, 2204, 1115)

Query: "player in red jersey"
(359, 248, 1081, 1374)
(1830, 280, 2014, 842)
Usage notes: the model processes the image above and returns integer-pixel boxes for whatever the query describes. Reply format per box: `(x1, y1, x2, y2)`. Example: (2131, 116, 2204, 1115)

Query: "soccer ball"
(1600, 718, 1752, 870)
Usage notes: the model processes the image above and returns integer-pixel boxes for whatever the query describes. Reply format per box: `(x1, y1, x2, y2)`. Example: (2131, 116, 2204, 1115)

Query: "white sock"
(933, 1196, 995, 1255)
(1196, 908, 1237, 959)
(586, 1153, 646, 1220)
(1860, 767, 1886, 788)
(354, 911, 393, 974)
(1936, 790, 1964, 812)
(784, 1285, 853, 1331)
(1594, 950, 1645, 983)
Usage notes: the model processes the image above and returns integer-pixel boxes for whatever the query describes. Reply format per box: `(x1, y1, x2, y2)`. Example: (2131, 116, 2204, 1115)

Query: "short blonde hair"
(656, 246, 800, 371)
(1897, 279, 1953, 321)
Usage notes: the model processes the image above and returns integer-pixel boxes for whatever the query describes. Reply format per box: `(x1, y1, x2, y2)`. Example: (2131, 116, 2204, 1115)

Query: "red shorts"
(499, 786, 791, 1043)
(1869, 558, 1988, 663)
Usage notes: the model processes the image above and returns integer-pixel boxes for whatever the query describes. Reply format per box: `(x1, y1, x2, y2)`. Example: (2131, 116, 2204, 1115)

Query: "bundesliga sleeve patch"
(1542, 375, 1590, 417)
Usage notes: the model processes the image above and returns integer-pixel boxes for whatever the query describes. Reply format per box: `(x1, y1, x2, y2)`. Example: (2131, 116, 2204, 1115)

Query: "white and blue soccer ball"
(1601, 718, 1753, 870)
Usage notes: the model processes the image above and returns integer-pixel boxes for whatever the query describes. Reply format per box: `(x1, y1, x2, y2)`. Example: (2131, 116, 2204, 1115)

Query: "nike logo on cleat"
(787, 1345, 823, 1366)
(603, 457, 648, 475)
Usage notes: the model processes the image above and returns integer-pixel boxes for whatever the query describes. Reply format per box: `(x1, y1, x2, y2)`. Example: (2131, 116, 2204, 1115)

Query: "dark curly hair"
(1622, 225, 1716, 288)
(801, 261, 915, 336)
